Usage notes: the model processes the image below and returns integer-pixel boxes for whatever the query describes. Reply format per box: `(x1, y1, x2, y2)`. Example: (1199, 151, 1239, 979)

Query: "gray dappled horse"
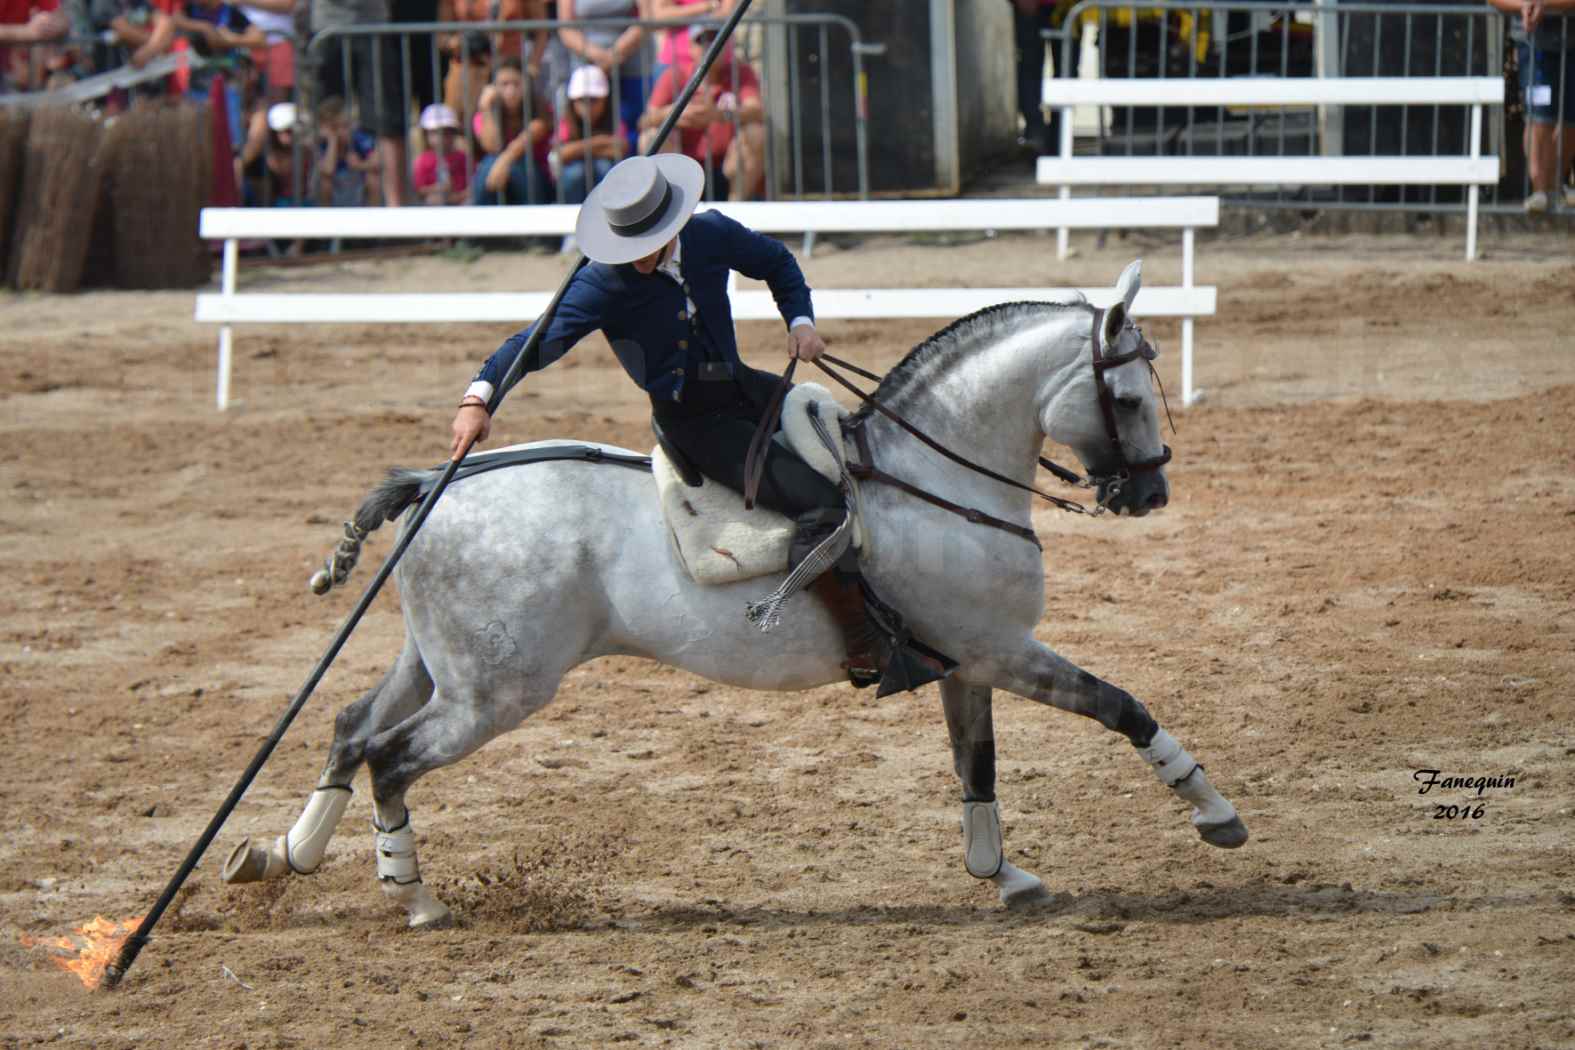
(222, 261, 1247, 925)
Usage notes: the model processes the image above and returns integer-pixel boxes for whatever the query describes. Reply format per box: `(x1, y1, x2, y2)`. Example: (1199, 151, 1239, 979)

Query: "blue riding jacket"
(472, 210, 814, 405)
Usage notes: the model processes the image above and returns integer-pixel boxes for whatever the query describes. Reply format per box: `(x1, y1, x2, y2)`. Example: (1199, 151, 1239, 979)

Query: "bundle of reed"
(100, 101, 212, 289)
(0, 109, 29, 275)
(6, 105, 103, 293)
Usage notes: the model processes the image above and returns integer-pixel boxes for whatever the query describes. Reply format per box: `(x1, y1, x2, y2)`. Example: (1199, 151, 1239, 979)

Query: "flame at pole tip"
(19, 915, 146, 990)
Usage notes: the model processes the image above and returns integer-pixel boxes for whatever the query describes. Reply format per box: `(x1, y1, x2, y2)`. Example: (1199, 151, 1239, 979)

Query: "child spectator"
(315, 95, 381, 207)
(557, 0, 650, 155)
(553, 63, 625, 204)
(414, 103, 470, 206)
(638, 21, 763, 200)
(472, 57, 554, 204)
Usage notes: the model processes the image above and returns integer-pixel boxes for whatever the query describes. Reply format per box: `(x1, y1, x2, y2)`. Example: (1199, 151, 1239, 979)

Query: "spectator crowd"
(1, 0, 766, 231)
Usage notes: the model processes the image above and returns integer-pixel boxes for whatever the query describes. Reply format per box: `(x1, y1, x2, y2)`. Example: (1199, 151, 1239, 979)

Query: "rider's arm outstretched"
(450, 272, 609, 460)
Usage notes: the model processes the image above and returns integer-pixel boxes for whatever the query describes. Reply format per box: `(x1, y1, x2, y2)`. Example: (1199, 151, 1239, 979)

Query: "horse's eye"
(1115, 395, 1143, 411)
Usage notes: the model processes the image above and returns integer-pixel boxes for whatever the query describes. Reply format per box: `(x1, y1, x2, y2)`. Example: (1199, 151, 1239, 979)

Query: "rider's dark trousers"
(652, 365, 841, 519)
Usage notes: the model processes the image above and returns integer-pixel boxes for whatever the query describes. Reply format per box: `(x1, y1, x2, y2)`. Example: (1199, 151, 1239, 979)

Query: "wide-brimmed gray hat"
(575, 154, 705, 265)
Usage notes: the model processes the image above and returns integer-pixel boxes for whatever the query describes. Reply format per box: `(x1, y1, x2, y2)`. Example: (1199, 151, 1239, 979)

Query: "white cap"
(567, 64, 610, 100)
(419, 103, 460, 130)
(266, 102, 297, 132)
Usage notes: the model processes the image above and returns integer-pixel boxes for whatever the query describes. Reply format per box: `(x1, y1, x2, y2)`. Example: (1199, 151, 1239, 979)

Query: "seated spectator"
(557, 0, 650, 156)
(638, 21, 762, 200)
(437, 0, 550, 126)
(315, 95, 381, 207)
(552, 63, 624, 204)
(0, 0, 68, 92)
(414, 103, 470, 206)
(472, 57, 554, 204)
(236, 101, 314, 227)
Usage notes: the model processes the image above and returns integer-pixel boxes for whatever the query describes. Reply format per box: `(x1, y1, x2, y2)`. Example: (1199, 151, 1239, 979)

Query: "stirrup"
(876, 636, 956, 698)
(860, 585, 957, 697)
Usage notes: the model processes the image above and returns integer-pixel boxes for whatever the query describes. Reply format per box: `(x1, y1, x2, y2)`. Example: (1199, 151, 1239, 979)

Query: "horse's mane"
(852, 298, 1093, 421)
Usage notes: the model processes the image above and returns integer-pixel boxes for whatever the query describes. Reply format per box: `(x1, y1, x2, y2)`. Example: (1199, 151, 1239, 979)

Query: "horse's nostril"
(1147, 490, 1168, 509)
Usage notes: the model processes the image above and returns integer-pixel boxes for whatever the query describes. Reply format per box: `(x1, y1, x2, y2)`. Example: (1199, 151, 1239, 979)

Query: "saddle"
(652, 383, 860, 586)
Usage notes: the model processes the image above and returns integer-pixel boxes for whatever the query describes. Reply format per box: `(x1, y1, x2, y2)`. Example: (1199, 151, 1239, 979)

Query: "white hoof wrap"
(1136, 728, 1199, 787)
(374, 819, 422, 886)
(961, 800, 1004, 879)
(285, 785, 352, 874)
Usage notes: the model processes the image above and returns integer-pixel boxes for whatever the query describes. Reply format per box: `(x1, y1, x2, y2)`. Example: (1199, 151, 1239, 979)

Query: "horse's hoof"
(992, 861, 1053, 909)
(1197, 815, 1249, 849)
(221, 837, 287, 884)
(1002, 882, 1054, 910)
(409, 907, 454, 931)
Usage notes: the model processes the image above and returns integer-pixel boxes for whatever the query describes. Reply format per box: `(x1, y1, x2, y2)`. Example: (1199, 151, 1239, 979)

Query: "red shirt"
(413, 149, 469, 193)
(647, 58, 760, 165)
(0, 0, 59, 24)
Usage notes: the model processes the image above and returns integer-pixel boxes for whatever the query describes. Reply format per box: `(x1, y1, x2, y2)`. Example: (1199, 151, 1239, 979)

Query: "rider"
(448, 153, 950, 696)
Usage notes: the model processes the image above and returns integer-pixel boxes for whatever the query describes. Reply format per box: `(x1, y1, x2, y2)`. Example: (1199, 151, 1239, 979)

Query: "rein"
(741, 308, 1175, 545)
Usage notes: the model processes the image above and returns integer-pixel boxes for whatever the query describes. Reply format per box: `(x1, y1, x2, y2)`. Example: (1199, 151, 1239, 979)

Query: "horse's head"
(1041, 260, 1172, 517)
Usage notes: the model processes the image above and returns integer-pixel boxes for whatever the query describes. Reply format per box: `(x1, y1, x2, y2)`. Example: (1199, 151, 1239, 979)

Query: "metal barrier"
(296, 13, 873, 208)
(1040, 1, 1572, 216)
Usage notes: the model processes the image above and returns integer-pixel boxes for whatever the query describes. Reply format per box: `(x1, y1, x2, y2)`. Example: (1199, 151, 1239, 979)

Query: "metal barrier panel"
(1042, 0, 1571, 215)
(299, 13, 871, 210)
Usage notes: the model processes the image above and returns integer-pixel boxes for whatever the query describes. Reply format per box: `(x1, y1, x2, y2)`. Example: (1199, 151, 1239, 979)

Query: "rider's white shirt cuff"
(464, 380, 494, 404)
(789, 316, 813, 331)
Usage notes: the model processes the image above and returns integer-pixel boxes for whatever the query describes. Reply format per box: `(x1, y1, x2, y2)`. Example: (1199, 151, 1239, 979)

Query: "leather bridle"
(743, 306, 1174, 544)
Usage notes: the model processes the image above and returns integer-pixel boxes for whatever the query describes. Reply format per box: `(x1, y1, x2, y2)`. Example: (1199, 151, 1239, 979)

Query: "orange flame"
(19, 915, 144, 990)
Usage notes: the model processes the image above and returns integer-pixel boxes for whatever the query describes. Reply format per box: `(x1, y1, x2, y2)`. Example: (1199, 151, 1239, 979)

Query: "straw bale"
(6, 105, 104, 293)
(100, 102, 212, 289)
(0, 109, 29, 275)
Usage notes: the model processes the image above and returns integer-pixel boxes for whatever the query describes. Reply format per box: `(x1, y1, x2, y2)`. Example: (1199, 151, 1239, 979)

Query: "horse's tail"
(308, 467, 439, 595)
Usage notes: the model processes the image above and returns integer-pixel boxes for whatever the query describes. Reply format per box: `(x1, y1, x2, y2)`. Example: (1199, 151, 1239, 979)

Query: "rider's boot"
(790, 509, 956, 697)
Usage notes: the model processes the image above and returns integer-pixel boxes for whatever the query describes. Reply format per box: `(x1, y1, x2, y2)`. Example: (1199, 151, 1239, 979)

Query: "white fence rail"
(1038, 76, 1503, 260)
(197, 197, 1220, 409)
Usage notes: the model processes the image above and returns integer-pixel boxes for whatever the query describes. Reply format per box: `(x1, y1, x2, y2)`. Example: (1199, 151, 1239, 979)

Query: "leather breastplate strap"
(847, 422, 1042, 550)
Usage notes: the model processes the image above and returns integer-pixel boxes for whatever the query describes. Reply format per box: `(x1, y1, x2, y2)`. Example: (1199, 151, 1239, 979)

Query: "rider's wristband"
(458, 396, 489, 411)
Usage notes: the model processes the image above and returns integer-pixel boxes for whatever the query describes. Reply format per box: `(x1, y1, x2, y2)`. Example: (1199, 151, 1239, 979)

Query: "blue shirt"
(468, 210, 815, 406)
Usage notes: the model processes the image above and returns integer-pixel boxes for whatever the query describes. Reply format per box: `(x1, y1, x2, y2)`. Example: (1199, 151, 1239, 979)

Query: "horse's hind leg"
(995, 640, 1248, 849)
(941, 678, 1052, 908)
(223, 639, 434, 885)
(361, 678, 557, 928)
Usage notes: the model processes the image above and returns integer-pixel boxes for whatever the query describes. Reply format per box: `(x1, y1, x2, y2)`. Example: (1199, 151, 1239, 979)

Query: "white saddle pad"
(654, 383, 856, 586)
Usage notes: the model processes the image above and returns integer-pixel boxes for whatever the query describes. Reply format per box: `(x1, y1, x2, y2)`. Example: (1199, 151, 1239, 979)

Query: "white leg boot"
(963, 801, 1052, 908)
(1136, 729, 1248, 848)
(374, 815, 452, 928)
(223, 785, 353, 884)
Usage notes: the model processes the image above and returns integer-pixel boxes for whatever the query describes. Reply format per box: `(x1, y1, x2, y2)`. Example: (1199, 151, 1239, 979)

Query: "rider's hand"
(451, 402, 492, 461)
(788, 323, 825, 362)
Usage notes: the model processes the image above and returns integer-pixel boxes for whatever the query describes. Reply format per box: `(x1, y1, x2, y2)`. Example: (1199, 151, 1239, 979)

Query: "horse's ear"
(1114, 259, 1142, 313)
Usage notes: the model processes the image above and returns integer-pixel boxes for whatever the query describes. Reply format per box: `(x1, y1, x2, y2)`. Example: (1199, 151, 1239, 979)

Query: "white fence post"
(1057, 107, 1074, 260)
(1181, 225, 1196, 406)
(1466, 102, 1482, 263)
(217, 237, 237, 411)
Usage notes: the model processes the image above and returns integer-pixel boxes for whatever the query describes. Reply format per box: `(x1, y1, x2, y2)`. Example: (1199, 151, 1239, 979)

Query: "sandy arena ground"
(3, 226, 1574, 1050)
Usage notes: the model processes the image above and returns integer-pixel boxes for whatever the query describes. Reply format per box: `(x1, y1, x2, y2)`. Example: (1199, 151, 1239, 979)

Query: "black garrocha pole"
(101, 0, 756, 990)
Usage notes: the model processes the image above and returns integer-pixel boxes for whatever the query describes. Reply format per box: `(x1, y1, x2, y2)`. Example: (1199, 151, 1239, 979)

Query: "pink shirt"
(413, 149, 469, 192)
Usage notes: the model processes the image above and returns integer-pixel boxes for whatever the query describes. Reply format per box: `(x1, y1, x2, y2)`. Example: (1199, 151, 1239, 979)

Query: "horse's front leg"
(994, 640, 1248, 848)
(940, 678, 1053, 908)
